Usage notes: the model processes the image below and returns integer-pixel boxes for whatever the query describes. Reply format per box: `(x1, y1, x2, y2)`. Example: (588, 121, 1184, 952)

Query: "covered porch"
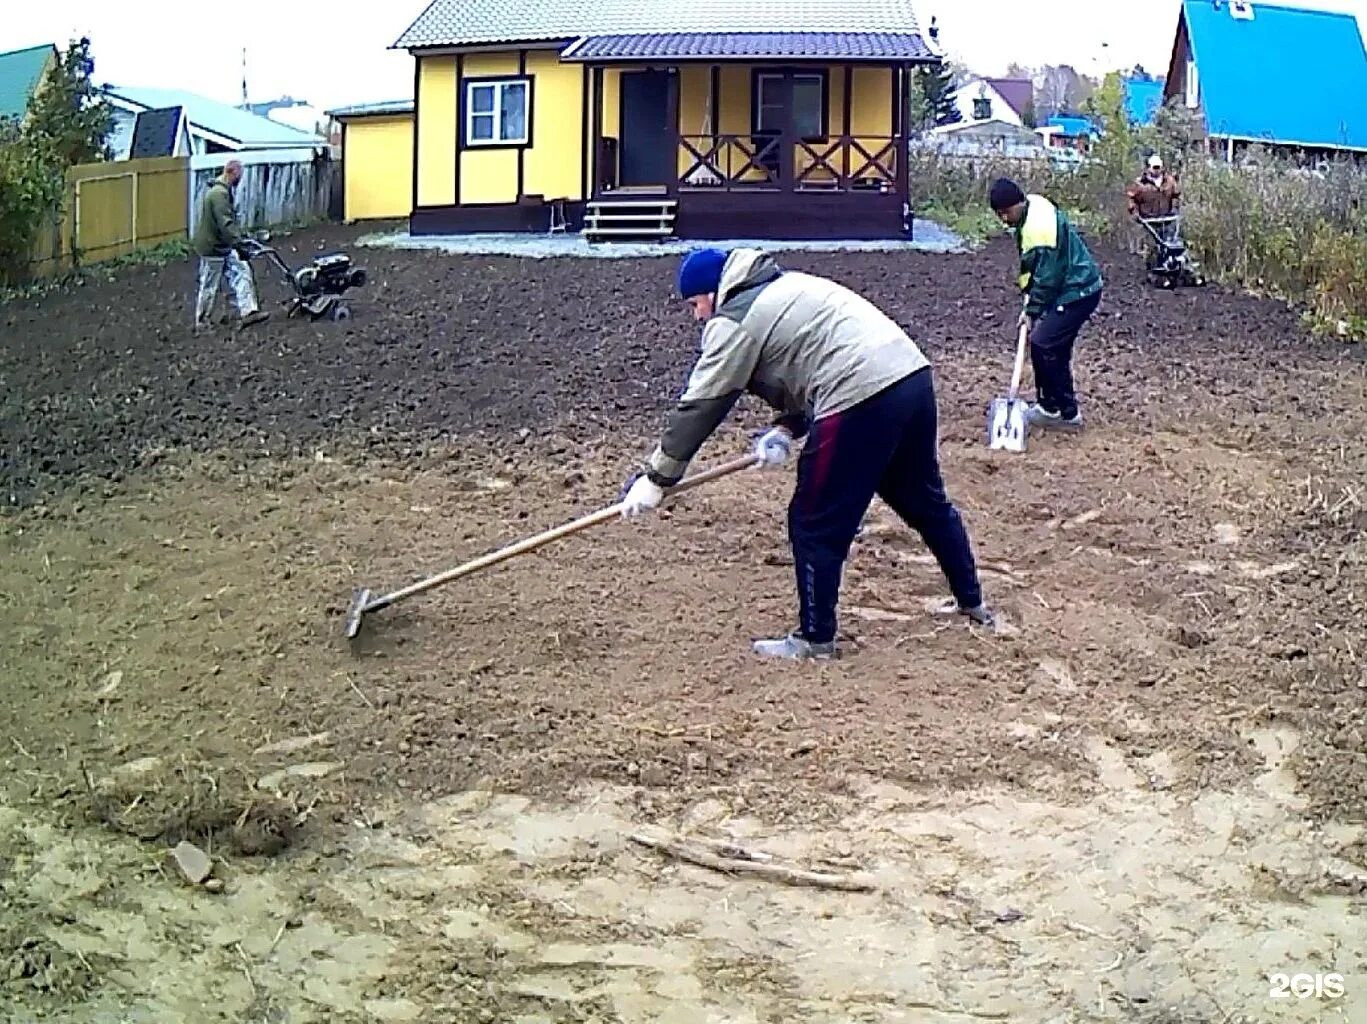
(561, 34, 935, 240)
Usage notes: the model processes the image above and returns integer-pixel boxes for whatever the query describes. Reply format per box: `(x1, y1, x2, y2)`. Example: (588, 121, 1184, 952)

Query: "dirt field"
(2, 222, 1364, 1022)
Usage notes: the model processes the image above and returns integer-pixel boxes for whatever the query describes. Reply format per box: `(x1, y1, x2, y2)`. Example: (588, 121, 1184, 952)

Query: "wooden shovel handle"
(368, 452, 761, 610)
(1008, 318, 1029, 400)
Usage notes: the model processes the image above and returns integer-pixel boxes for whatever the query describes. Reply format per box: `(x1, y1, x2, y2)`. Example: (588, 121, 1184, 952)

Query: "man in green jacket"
(989, 178, 1102, 429)
(192, 160, 268, 330)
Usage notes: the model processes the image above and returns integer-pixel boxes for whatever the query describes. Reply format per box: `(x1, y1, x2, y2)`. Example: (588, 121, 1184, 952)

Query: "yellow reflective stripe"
(1017, 272, 1031, 290)
(1019, 194, 1058, 252)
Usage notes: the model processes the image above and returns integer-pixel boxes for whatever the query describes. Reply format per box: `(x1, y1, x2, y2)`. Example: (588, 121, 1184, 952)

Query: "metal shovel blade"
(987, 396, 1028, 453)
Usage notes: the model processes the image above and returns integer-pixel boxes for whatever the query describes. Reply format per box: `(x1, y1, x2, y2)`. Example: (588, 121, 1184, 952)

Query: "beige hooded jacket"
(645, 248, 930, 486)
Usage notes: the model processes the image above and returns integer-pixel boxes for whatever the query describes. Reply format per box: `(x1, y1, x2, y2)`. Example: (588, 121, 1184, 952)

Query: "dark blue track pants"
(788, 368, 983, 645)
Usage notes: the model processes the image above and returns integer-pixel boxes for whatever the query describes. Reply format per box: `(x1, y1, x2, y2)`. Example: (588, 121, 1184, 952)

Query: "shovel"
(343, 451, 763, 638)
(987, 317, 1030, 453)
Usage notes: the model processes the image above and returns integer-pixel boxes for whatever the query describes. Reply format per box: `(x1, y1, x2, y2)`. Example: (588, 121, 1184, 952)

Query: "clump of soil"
(82, 755, 299, 857)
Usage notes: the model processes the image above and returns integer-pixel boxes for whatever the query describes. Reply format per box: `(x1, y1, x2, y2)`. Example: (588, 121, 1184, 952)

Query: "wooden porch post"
(590, 65, 605, 194)
(841, 64, 853, 189)
(709, 64, 720, 138)
(667, 65, 681, 195)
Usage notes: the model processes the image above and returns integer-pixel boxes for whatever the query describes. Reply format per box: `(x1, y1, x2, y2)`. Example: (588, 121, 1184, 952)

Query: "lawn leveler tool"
(1135, 213, 1205, 290)
(239, 237, 368, 321)
(343, 452, 763, 639)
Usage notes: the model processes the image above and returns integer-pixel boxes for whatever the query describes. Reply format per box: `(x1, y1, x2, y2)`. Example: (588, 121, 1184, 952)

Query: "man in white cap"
(1126, 153, 1181, 220)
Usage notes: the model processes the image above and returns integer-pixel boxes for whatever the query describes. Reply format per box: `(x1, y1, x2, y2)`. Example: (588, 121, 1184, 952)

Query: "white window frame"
(464, 78, 530, 146)
(1184, 59, 1199, 109)
(755, 72, 826, 139)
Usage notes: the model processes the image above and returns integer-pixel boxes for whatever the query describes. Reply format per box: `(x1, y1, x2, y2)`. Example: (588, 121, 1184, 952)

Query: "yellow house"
(385, 0, 940, 240)
(328, 100, 416, 222)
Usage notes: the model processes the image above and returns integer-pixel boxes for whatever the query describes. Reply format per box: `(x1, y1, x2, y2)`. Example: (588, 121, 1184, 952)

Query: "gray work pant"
(194, 251, 259, 324)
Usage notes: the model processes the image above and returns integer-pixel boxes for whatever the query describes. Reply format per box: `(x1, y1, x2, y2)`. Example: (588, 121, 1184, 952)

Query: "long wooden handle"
(1008, 319, 1029, 400)
(366, 453, 762, 611)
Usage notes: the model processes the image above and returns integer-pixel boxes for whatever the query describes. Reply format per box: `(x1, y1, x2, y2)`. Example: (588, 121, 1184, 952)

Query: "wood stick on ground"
(629, 830, 875, 892)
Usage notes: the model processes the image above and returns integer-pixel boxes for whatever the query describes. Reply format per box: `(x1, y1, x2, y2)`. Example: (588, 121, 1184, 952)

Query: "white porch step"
(584, 213, 676, 222)
(592, 198, 678, 208)
(582, 197, 677, 242)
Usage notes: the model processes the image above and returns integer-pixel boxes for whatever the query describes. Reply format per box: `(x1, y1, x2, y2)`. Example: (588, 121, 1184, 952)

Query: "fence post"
(73, 179, 83, 268)
(131, 171, 139, 248)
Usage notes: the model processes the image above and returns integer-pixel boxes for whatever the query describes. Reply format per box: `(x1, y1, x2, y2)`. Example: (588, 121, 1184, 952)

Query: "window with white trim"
(754, 73, 825, 140)
(464, 78, 529, 145)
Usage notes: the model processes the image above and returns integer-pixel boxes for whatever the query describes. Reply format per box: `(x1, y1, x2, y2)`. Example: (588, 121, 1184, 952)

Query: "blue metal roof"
(1123, 77, 1163, 126)
(560, 31, 934, 61)
(1180, 0, 1367, 151)
(1044, 115, 1099, 138)
(0, 44, 54, 119)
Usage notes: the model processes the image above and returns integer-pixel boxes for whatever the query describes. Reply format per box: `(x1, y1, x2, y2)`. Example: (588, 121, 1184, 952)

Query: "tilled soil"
(2, 221, 1365, 846)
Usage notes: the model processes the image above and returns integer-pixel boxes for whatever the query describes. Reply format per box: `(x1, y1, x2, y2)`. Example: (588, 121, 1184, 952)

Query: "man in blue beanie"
(989, 177, 1103, 429)
(618, 246, 994, 660)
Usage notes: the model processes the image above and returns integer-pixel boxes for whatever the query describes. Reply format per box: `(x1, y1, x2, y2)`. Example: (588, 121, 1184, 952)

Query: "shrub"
(0, 123, 64, 285)
(0, 37, 113, 287)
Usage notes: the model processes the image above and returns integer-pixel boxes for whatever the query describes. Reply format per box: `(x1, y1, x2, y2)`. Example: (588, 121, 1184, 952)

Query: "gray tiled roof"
(392, 0, 925, 50)
(326, 99, 415, 118)
(561, 32, 933, 61)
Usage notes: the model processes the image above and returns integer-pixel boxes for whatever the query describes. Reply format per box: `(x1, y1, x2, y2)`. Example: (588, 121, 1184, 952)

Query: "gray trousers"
(194, 251, 259, 324)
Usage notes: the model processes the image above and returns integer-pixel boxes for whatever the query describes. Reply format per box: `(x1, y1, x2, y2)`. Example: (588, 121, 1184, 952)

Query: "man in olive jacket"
(989, 178, 1103, 429)
(618, 246, 994, 660)
(192, 160, 267, 330)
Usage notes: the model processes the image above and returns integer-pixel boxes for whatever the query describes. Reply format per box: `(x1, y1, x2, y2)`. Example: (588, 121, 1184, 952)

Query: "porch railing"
(677, 134, 900, 193)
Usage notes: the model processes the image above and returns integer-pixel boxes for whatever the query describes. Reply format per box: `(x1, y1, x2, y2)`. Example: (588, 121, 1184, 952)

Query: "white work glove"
(1017, 307, 1030, 328)
(620, 473, 664, 519)
(753, 427, 792, 467)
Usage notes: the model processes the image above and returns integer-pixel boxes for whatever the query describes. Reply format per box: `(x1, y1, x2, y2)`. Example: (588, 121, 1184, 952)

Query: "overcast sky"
(6, 0, 1366, 111)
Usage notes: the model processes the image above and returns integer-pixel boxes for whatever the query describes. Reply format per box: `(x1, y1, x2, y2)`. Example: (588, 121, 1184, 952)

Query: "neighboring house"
(951, 76, 1033, 126)
(102, 85, 324, 159)
(1036, 115, 1098, 153)
(380, 0, 940, 240)
(1123, 76, 1164, 127)
(328, 100, 415, 221)
(917, 118, 1047, 159)
(0, 43, 57, 122)
(1162, 0, 1367, 157)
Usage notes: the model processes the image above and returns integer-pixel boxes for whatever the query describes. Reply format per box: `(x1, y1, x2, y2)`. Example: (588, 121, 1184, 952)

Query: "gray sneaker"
(752, 633, 837, 660)
(1026, 403, 1083, 430)
(958, 603, 996, 627)
(933, 598, 996, 628)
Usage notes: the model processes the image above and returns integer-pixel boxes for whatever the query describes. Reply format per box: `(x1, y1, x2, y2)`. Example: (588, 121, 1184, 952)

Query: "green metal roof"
(0, 44, 54, 120)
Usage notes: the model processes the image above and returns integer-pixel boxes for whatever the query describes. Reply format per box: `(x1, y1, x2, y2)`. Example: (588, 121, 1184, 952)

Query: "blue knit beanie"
(677, 247, 728, 299)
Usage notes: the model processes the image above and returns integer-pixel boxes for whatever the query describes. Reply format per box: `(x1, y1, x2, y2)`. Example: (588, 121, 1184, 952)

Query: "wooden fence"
(24, 148, 339, 281)
(27, 157, 189, 278)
